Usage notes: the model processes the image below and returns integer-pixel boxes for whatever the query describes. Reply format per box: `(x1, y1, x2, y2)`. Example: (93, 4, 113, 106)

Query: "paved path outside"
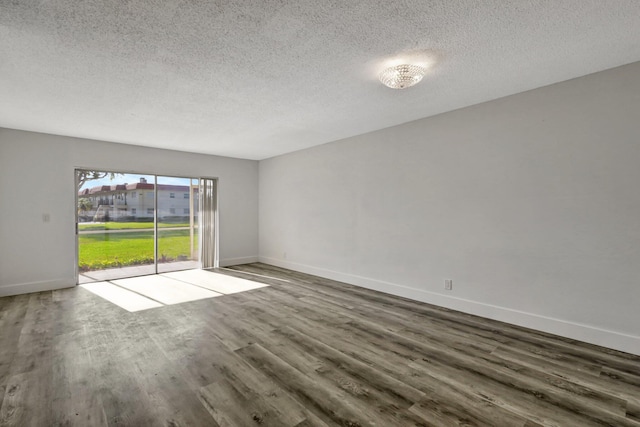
(79, 260, 199, 283)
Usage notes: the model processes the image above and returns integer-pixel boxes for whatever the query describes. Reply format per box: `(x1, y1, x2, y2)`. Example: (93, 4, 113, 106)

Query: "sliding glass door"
(76, 170, 215, 283)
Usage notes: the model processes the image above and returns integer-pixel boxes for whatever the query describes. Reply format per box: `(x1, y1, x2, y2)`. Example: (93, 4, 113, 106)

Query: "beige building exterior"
(78, 178, 197, 222)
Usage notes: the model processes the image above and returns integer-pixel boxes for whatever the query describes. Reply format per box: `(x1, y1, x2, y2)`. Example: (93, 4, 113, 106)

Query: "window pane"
(156, 176, 199, 273)
(77, 170, 155, 282)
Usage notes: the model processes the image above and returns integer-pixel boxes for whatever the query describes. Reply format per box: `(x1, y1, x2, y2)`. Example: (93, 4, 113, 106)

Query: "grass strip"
(78, 222, 191, 231)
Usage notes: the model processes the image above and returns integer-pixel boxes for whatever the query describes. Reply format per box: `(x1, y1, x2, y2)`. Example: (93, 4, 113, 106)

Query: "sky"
(79, 172, 196, 191)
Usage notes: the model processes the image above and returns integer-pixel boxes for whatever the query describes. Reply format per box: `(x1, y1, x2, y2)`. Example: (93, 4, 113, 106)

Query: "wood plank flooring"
(1, 263, 639, 426)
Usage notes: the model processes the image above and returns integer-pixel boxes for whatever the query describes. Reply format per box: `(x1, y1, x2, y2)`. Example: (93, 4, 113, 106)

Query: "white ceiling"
(1, 1, 639, 160)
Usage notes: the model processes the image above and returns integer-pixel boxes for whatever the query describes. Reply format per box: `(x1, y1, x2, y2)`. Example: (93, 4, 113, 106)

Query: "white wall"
(259, 61, 640, 355)
(0, 129, 258, 296)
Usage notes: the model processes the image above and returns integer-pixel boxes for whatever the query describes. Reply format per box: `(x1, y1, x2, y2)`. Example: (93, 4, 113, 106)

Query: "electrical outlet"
(42, 213, 50, 223)
(444, 279, 453, 290)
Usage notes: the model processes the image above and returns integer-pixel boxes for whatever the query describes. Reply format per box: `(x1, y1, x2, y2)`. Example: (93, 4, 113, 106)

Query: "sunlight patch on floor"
(162, 269, 269, 294)
(111, 275, 222, 305)
(79, 270, 269, 312)
(80, 281, 163, 312)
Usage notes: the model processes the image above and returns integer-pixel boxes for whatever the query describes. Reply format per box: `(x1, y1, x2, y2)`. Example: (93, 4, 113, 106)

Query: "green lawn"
(78, 222, 190, 231)
(78, 229, 198, 272)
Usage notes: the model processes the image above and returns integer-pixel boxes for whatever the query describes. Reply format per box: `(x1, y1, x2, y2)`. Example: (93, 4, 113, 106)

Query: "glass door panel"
(77, 171, 156, 282)
(156, 176, 199, 273)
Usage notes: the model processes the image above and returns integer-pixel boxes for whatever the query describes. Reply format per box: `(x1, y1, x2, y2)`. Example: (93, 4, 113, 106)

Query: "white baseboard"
(259, 256, 640, 356)
(219, 256, 259, 267)
(0, 278, 75, 297)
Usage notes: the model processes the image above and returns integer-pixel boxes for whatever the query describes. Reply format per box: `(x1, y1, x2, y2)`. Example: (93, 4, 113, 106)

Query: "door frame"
(74, 168, 218, 284)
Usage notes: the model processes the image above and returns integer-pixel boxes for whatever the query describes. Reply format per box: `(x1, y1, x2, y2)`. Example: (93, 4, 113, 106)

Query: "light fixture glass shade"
(379, 64, 426, 89)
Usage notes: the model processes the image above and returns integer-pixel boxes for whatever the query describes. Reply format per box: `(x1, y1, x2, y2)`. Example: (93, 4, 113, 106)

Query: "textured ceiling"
(1, 1, 639, 160)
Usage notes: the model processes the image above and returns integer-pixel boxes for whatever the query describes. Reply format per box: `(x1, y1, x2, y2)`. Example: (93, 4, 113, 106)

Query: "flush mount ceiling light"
(379, 64, 427, 89)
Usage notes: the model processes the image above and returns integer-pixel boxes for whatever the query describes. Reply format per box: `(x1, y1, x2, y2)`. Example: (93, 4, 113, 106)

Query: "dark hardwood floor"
(0, 263, 639, 426)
